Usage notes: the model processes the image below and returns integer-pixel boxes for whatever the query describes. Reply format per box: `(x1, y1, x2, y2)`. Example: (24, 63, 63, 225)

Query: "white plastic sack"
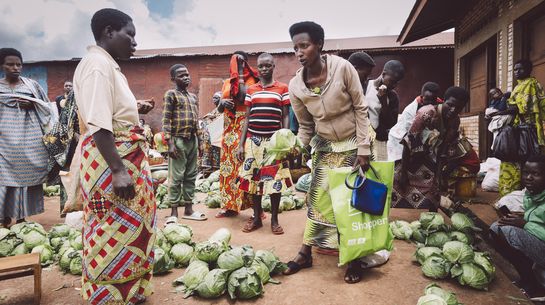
(65, 211, 84, 230)
(361, 250, 390, 269)
(495, 189, 525, 213)
(481, 158, 501, 192)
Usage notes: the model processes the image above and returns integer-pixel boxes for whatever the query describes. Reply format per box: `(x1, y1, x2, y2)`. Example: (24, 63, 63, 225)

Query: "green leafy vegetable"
(422, 255, 451, 279)
(426, 232, 450, 248)
(169, 243, 194, 268)
(227, 267, 264, 299)
(390, 220, 413, 240)
(442, 241, 474, 264)
(195, 269, 229, 299)
(420, 212, 445, 231)
(414, 247, 443, 265)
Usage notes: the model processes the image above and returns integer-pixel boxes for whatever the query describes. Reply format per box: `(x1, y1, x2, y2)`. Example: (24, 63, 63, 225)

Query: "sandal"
(271, 224, 284, 235)
(283, 251, 313, 275)
(242, 218, 263, 233)
(250, 212, 267, 220)
(344, 261, 364, 284)
(315, 248, 339, 256)
(164, 216, 178, 226)
(215, 210, 238, 218)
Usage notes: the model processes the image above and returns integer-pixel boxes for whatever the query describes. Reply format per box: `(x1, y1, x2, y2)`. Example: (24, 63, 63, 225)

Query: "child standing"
(237, 53, 292, 234)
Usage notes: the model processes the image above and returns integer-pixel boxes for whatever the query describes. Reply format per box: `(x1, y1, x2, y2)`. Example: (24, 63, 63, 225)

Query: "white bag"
(65, 211, 83, 230)
(481, 158, 501, 192)
(495, 189, 525, 213)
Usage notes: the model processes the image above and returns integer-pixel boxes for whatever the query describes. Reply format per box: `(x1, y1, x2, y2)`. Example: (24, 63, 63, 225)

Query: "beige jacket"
(289, 54, 371, 155)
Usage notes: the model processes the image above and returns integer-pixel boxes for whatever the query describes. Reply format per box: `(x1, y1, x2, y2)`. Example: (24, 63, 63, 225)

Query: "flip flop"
(250, 212, 267, 220)
(242, 219, 263, 233)
(215, 210, 238, 218)
(182, 211, 207, 221)
(164, 216, 178, 226)
(271, 224, 284, 235)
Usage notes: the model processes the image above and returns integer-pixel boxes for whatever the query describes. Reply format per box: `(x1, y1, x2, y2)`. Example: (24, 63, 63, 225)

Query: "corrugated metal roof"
(133, 32, 453, 58)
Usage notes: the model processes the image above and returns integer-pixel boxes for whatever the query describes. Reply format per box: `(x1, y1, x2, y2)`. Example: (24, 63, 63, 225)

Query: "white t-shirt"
(73, 45, 139, 135)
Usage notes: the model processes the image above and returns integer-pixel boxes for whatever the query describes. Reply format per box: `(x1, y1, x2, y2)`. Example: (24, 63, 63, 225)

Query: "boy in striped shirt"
(237, 53, 292, 235)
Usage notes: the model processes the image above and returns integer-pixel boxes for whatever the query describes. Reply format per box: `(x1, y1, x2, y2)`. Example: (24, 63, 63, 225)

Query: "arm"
(380, 91, 399, 129)
(162, 91, 179, 159)
(489, 105, 517, 117)
(344, 61, 371, 169)
(137, 98, 154, 114)
(289, 91, 315, 148)
(93, 129, 135, 200)
(282, 105, 290, 129)
(237, 107, 251, 162)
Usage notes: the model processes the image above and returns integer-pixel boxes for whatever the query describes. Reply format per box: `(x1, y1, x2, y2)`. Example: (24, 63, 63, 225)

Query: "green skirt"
(303, 135, 357, 249)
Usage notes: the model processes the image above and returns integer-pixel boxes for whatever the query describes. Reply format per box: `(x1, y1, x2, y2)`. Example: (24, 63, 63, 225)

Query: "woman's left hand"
(17, 99, 34, 110)
(499, 213, 526, 228)
(353, 155, 370, 172)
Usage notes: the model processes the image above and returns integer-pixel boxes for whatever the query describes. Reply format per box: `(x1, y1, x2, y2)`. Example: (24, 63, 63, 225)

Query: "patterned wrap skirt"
(303, 135, 357, 249)
(219, 110, 252, 212)
(80, 126, 156, 305)
(391, 155, 439, 209)
(238, 135, 293, 196)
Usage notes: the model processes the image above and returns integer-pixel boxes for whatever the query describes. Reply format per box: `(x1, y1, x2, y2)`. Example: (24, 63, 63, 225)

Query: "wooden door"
(528, 12, 545, 85)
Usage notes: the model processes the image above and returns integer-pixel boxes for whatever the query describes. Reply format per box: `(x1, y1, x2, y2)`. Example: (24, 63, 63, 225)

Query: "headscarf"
(223, 54, 259, 100)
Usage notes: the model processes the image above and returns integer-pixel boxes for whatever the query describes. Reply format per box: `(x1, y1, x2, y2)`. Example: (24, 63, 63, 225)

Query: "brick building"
(21, 33, 454, 132)
(399, 0, 545, 158)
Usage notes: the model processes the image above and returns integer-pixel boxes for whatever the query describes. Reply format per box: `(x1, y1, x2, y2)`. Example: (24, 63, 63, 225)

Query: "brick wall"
(457, 0, 499, 44)
(459, 115, 481, 156)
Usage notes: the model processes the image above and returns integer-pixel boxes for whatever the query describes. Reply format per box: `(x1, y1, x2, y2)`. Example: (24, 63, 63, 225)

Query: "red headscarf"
(222, 54, 259, 100)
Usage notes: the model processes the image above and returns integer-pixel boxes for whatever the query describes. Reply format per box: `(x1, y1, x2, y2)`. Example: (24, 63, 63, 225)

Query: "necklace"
(308, 58, 326, 94)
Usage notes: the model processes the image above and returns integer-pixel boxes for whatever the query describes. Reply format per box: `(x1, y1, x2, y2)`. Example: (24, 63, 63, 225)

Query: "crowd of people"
(0, 6, 544, 304)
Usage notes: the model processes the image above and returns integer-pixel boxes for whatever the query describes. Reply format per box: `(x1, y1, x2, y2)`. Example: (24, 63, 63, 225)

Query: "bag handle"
(344, 164, 381, 190)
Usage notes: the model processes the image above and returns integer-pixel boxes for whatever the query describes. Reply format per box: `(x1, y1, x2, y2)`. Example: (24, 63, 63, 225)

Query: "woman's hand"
(499, 212, 526, 228)
(221, 99, 234, 110)
(236, 145, 245, 162)
(17, 99, 33, 110)
(353, 155, 370, 172)
(137, 98, 154, 114)
(112, 169, 135, 200)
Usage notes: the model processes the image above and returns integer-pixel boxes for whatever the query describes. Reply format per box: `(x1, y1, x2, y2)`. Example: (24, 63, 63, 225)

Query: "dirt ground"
(0, 195, 532, 305)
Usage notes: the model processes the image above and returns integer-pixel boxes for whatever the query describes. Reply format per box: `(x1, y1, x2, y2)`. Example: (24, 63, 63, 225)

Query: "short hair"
(0, 48, 22, 65)
(421, 82, 440, 95)
(169, 64, 186, 78)
(383, 60, 405, 78)
(515, 59, 533, 74)
(348, 52, 375, 68)
(289, 21, 325, 45)
(526, 154, 545, 170)
(233, 51, 249, 61)
(64, 80, 73, 84)
(91, 8, 133, 41)
(257, 52, 273, 61)
(444, 86, 470, 105)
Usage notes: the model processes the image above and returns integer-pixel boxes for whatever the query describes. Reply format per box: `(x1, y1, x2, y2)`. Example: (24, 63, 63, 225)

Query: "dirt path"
(0, 197, 531, 305)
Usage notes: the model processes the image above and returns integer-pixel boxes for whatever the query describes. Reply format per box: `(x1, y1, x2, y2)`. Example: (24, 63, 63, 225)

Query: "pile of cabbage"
(416, 283, 462, 305)
(171, 228, 286, 300)
(261, 189, 305, 213)
(390, 212, 495, 290)
(261, 129, 306, 166)
(153, 222, 194, 274)
(155, 183, 169, 209)
(43, 184, 61, 197)
(0, 222, 83, 275)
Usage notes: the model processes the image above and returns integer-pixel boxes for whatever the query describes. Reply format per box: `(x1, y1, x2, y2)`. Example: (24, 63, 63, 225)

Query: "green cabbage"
(280, 196, 295, 211)
(416, 294, 448, 305)
(420, 212, 445, 231)
(69, 251, 83, 275)
(414, 247, 443, 265)
(163, 223, 192, 244)
(422, 255, 451, 279)
(49, 236, 67, 252)
(210, 182, 220, 191)
(49, 224, 71, 238)
(69, 232, 83, 251)
(59, 247, 77, 272)
(412, 229, 428, 244)
(227, 267, 264, 299)
(448, 231, 473, 244)
(0, 228, 10, 240)
(454, 263, 491, 290)
(390, 220, 413, 240)
(209, 228, 231, 246)
(195, 269, 229, 299)
(173, 260, 209, 297)
(10, 243, 28, 256)
(153, 247, 175, 275)
(251, 259, 272, 284)
(473, 252, 495, 281)
(194, 241, 227, 264)
(254, 250, 286, 274)
(208, 171, 220, 183)
(294, 197, 305, 209)
(217, 246, 255, 271)
(169, 243, 194, 267)
(205, 193, 222, 208)
(410, 220, 422, 231)
(0, 231, 22, 257)
(261, 129, 306, 165)
(424, 283, 460, 305)
(31, 244, 54, 266)
(20, 226, 47, 250)
(295, 173, 312, 193)
(451, 213, 479, 233)
(442, 241, 474, 264)
(425, 232, 450, 248)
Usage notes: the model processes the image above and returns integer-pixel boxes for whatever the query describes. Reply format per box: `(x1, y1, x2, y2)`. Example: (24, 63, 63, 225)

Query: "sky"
(1, 0, 416, 61)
